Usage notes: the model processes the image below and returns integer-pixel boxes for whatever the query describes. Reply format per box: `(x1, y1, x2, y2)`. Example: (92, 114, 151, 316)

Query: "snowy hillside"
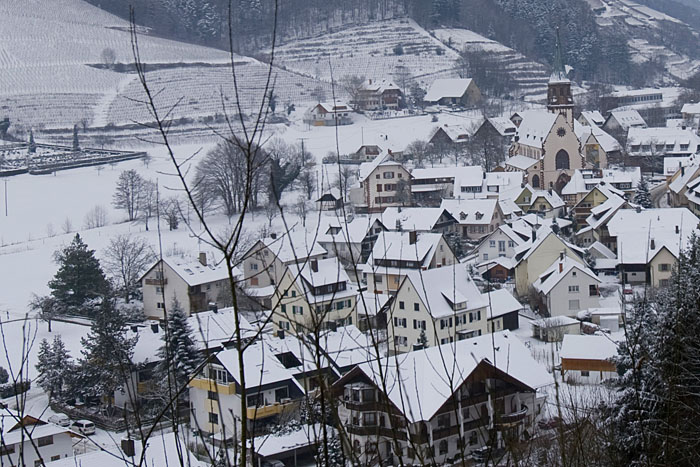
(591, 0, 700, 80)
(0, 0, 329, 131)
(432, 28, 550, 99)
(269, 19, 461, 85)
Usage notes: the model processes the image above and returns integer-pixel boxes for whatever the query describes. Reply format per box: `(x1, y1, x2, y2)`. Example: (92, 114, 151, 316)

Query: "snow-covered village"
(2, 0, 700, 466)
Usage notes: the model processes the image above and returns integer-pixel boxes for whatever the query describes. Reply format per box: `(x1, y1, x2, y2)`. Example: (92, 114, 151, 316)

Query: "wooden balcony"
(246, 401, 293, 420)
(432, 424, 460, 440)
(189, 377, 236, 396)
(346, 424, 407, 440)
(463, 416, 489, 432)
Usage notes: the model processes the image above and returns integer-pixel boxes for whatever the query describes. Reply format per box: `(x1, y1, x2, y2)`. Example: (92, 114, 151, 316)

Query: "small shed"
(316, 189, 343, 211)
(531, 316, 580, 342)
(560, 334, 618, 384)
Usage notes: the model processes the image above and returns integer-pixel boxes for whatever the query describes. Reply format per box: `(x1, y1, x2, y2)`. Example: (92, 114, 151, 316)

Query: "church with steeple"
(505, 28, 605, 193)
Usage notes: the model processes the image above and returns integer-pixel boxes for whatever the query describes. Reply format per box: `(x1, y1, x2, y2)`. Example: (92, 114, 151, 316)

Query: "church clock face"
(556, 127, 567, 137)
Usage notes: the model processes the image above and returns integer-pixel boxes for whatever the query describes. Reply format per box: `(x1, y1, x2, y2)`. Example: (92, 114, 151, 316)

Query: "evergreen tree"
(156, 299, 199, 397)
(48, 233, 109, 312)
(72, 124, 80, 152)
(604, 234, 700, 464)
(28, 129, 36, 154)
(76, 297, 136, 405)
(633, 176, 652, 208)
(36, 336, 72, 400)
(0, 365, 8, 385)
(316, 431, 345, 467)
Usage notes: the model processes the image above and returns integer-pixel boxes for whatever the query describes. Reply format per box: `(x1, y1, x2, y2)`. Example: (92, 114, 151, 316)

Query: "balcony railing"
(495, 408, 528, 428)
(432, 424, 460, 440)
(246, 400, 296, 420)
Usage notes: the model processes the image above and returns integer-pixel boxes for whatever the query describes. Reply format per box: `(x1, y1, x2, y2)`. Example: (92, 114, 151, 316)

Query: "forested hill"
(88, 0, 700, 86)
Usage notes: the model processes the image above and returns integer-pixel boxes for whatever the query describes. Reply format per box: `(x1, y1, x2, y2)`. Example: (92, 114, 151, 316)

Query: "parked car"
(623, 286, 633, 296)
(537, 416, 563, 430)
(48, 413, 71, 427)
(470, 446, 492, 462)
(71, 419, 96, 435)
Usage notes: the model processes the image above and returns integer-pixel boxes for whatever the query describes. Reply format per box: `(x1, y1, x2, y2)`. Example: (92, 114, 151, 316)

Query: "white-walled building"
(1, 413, 78, 466)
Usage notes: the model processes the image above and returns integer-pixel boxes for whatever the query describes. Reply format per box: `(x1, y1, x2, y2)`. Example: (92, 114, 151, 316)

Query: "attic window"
(475, 212, 484, 220)
(459, 212, 467, 220)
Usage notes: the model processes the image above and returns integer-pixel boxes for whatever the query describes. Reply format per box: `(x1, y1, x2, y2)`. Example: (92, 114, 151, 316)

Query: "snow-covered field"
(0, 0, 330, 131)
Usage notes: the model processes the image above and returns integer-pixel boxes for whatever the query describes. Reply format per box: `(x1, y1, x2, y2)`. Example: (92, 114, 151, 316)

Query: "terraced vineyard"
(432, 28, 550, 100)
(105, 62, 333, 126)
(270, 19, 460, 86)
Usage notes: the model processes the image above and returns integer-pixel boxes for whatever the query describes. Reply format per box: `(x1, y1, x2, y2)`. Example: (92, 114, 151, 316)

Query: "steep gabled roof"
(533, 256, 599, 296)
(424, 78, 474, 102)
(440, 198, 498, 225)
(340, 332, 553, 424)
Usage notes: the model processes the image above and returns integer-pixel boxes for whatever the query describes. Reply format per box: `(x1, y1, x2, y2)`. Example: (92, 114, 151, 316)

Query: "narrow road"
(650, 181, 667, 208)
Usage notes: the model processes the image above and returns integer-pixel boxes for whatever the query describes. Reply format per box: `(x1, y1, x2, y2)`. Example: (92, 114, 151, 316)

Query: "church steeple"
(547, 27, 574, 126)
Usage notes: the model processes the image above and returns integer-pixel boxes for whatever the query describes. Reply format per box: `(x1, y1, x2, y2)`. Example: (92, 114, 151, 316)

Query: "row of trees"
(35, 297, 199, 413)
(31, 233, 156, 324)
(192, 137, 317, 218)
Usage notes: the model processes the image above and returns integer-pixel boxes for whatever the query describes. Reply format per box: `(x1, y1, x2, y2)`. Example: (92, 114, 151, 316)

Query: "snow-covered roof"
(560, 334, 618, 361)
(562, 168, 640, 196)
(317, 215, 383, 245)
(403, 264, 487, 319)
(487, 116, 517, 136)
(317, 101, 353, 113)
(155, 255, 237, 287)
(485, 171, 522, 192)
(607, 208, 700, 264)
(131, 308, 257, 364)
(358, 152, 403, 182)
(350, 331, 553, 423)
(579, 111, 605, 126)
(669, 162, 700, 194)
(368, 231, 444, 265)
(363, 78, 400, 93)
(46, 432, 206, 467)
(532, 315, 579, 328)
(252, 424, 333, 458)
(584, 194, 627, 230)
(498, 198, 523, 218)
(664, 155, 696, 176)
(484, 288, 523, 319)
(288, 257, 350, 289)
(574, 120, 622, 153)
(355, 291, 390, 317)
(513, 110, 558, 149)
(504, 154, 539, 170)
(431, 123, 473, 142)
(514, 224, 583, 265)
(682, 102, 700, 115)
(2, 414, 76, 447)
(380, 207, 454, 232)
(533, 256, 599, 296)
(627, 127, 700, 155)
(477, 255, 516, 272)
(217, 340, 305, 392)
(440, 198, 498, 225)
(588, 241, 616, 260)
(424, 78, 474, 102)
(608, 109, 646, 129)
(530, 188, 565, 210)
(259, 229, 327, 264)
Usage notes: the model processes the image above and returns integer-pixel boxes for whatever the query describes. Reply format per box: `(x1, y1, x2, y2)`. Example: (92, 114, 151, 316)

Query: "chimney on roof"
(409, 231, 418, 245)
(311, 259, 319, 273)
(560, 251, 565, 261)
(675, 225, 680, 234)
(270, 232, 277, 240)
(369, 79, 372, 85)
(277, 329, 285, 339)
(209, 302, 218, 313)
(199, 252, 207, 266)
(483, 171, 486, 179)
(650, 238, 656, 250)
(559, 262, 563, 273)
(548, 188, 553, 195)
(682, 166, 686, 176)
(521, 183, 525, 189)
(532, 228, 537, 242)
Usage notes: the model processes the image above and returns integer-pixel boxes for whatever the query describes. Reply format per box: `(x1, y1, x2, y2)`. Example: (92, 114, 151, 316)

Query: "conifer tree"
(76, 296, 136, 405)
(28, 129, 36, 154)
(633, 176, 652, 208)
(48, 233, 109, 312)
(604, 234, 700, 464)
(36, 336, 72, 400)
(156, 298, 199, 398)
(72, 124, 80, 151)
